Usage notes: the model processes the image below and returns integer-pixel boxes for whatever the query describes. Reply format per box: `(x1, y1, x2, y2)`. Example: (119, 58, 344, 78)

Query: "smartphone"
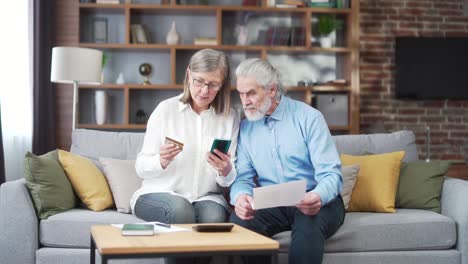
(192, 223, 234, 232)
(210, 139, 231, 157)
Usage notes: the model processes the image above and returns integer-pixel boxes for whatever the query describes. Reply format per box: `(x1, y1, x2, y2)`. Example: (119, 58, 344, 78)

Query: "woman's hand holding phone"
(207, 139, 232, 176)
(207, 150, 232, 176)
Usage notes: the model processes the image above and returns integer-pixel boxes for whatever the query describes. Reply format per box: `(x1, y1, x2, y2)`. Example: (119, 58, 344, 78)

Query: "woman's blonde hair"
(180, 49, 231, 115)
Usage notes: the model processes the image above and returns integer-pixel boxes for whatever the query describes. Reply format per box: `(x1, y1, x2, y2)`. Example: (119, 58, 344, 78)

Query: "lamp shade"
(50, 47, 103, 84)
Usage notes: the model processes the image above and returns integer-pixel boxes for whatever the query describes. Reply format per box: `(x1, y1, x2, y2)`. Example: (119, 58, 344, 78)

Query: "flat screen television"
(395, 37, 468, 100)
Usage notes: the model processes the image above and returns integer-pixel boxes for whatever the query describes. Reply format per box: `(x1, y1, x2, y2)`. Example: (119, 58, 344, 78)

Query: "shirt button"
(272, 148, 275, 152)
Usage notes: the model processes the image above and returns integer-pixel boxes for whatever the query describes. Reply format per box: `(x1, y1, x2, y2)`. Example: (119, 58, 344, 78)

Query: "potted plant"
(317, 15, 342, 48)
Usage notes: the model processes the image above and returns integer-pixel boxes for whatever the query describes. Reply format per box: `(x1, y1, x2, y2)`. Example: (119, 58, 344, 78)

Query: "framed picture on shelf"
(93, 18, 108, 43)
(131, 24, 150, 44)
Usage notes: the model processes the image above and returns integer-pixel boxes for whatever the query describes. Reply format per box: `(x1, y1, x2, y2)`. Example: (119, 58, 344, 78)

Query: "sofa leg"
(90, 235, 96, 264)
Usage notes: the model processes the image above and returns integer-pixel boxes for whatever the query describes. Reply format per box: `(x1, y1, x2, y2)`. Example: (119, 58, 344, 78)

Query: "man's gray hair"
(235, 58, 285, 100)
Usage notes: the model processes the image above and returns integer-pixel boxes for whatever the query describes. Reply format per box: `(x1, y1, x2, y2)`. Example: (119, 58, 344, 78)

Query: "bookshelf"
(77, 0, 360, 134)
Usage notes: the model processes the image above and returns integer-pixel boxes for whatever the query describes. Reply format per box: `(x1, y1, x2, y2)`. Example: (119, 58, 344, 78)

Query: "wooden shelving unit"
(77, 0, 359, 134)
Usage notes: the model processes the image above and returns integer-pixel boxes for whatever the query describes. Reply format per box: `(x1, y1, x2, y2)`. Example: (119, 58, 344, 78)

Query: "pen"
(154, 222, 171, 228)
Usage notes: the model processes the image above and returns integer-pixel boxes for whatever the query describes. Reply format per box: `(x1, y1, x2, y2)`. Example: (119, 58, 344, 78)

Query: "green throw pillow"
(24, 150, 76, 219)
(396, 160, 450, 213)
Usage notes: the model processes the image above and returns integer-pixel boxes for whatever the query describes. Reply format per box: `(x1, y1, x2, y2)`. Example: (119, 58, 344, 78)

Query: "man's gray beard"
(244, 96, 272, 121)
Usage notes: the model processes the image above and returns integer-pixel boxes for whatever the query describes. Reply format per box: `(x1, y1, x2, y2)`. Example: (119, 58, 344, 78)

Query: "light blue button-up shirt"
(230, 96, 342, 206)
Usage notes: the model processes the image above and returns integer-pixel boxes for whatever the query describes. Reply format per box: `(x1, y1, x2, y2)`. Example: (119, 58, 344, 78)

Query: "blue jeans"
(135, 193, 227, 264)
(230, 195, 345, 264)
(134, 193, 227, 224)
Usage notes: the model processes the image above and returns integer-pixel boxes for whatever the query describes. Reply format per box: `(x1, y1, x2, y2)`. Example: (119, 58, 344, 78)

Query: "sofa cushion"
(273, 209, 456, 253)
(396, 160, 450, 214)
(71, 129, 418, 166)
(341, 151, 405, 213)
(340, 164, 359, 209)
(333, 130, 418, 162)
(99, 157, 142, 214)
(40, 208, 142, 248)
(71, 129, 145, 168)
(23, 150, 76, 219)
(58, 150, 114, 211)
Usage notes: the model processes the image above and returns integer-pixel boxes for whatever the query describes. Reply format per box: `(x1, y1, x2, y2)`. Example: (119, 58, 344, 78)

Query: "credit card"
(165, 137, 184, 150)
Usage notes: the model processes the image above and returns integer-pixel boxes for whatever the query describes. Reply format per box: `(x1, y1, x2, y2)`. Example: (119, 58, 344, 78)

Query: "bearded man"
(230, 58, 345, 264)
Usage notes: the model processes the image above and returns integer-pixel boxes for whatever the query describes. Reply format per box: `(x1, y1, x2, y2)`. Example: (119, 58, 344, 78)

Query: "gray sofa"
(1, 129, 467, 264)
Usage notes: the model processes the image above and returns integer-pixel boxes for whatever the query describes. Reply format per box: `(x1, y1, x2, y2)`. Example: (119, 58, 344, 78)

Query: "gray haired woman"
(131, 49, 239, 225)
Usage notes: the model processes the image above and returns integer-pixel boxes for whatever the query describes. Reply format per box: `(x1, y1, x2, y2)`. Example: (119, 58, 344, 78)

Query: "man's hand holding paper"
(296, 191, 322, 216)
(251, 180, 307, 210)
(234, 194, 255, 221)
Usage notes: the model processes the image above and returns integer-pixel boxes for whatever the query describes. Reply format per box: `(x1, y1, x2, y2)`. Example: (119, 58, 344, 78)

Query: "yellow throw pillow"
(58, 150, 114, 211)
(341, 151, 405, 213)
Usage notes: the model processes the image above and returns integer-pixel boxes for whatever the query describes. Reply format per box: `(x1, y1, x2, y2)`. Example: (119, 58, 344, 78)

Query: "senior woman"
(130, 49, 239, 225)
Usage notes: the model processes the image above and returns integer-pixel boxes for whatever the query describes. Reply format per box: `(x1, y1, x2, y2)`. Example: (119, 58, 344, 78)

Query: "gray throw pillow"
(99, 157, 142, 213)
(340, 164, 360, 209)
(24, 150, 76, 219)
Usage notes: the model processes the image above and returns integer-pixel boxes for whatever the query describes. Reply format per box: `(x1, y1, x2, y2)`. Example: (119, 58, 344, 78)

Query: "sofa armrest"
(0, 179, 38, 264)
(441, 177, 468, 264)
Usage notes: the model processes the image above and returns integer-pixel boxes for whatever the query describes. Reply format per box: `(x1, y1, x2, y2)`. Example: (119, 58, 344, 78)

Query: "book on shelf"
(193, 37, 217, 45)
(121, 224, 154, 236)
(336, 0, 350, 8)
(96, 0, 120, 4)
(278, 0, 306, 7)
(242, 0, 261, 6)
(131, 24, 150, 44)
(275, 4, 298, 8)
(327, 79, 347, 85)
(266, 27, 290, 46)
(308, 0, 335, 7)
(290, 27, 305, 46)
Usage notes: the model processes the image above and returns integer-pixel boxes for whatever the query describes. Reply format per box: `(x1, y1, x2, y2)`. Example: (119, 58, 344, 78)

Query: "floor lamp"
(50, 47, 102, 130)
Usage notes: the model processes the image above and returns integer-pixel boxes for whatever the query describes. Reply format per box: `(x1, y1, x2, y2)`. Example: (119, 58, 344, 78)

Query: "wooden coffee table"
(90, 224, 279, 264)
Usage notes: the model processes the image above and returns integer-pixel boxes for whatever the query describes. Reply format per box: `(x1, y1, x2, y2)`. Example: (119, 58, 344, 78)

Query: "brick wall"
(359, 0, 468, 161)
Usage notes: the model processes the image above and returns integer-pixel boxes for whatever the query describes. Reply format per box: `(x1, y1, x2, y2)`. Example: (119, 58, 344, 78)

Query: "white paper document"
(112, 222, 190, 233)
(252, 180, 307, 210)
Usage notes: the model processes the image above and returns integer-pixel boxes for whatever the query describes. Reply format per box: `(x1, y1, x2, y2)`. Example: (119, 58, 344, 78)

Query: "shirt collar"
(268, 95, 286, 121)
(177, 95, 215, 115)
(177, 94, 188, 112)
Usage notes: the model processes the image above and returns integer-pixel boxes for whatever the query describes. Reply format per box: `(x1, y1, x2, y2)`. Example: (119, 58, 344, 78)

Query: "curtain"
(32, 0, 56, 155)
(0, 104, 5, 185)
(0, 1, 33, 182)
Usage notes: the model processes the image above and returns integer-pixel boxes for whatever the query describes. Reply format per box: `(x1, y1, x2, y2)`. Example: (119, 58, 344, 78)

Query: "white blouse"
(130, 95, 239, 212)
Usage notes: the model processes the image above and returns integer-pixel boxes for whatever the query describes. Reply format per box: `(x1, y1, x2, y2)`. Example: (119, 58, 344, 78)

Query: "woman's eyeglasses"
(192, 78, 223, 91)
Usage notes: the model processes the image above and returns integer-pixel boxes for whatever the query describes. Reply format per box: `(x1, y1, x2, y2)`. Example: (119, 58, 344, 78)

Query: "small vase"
(116, 72, 125, 84)
(320, 34, 333, 48)
(166, 21, 180, 45)
(95, 90, 107, 125)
